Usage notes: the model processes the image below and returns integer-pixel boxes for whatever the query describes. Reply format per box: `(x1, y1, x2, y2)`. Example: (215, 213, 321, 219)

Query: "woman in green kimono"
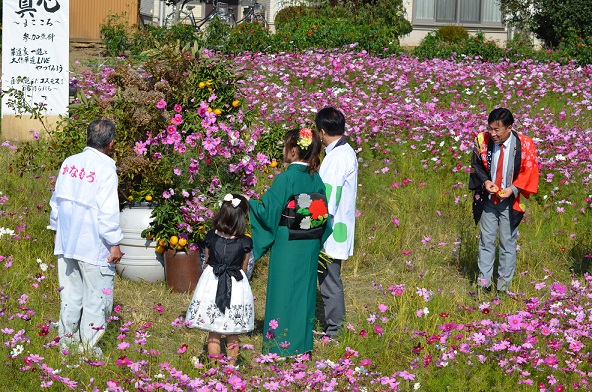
(247, 128, 330, 356)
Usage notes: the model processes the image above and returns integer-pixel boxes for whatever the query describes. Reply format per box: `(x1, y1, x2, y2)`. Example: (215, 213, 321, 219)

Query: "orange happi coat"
(474, 131, 539, 214)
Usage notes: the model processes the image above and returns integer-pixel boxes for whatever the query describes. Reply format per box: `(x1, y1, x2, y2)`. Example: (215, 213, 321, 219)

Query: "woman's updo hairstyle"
(284, 128, 322, 174)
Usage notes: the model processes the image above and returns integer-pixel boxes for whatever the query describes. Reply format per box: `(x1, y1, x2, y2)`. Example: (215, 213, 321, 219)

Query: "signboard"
(1, 0, 69, 139)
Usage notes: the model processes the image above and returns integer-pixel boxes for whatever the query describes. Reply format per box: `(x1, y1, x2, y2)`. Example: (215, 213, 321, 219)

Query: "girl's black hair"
(284, 128, 322, 175)
(212, 193, 249, 237)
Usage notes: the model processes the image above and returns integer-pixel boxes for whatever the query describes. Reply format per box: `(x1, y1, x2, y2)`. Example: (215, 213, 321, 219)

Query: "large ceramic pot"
(165, 249, 202, 293)
(117, 203, 165, 282)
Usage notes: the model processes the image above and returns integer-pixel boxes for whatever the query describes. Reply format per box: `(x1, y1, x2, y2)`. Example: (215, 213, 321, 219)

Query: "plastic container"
(117, 203, 165, 282)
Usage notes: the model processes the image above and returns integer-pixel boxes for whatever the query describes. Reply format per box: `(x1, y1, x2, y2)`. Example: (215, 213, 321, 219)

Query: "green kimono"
(249, 163, 331, 356)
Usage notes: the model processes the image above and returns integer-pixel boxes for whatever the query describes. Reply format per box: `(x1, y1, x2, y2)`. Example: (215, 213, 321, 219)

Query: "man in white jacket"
(316, 107, 358, 338)
(49, 119, 124, 356)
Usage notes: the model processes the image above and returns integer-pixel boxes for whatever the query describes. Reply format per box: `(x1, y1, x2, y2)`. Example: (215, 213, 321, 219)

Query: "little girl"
(186, 193, 254, 363)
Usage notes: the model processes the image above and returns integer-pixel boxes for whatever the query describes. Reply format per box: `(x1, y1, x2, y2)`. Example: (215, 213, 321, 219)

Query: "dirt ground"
(69, 42, 108, 72)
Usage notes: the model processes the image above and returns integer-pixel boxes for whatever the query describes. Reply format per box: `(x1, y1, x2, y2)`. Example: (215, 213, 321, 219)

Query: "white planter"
(117, 203, 165, 282)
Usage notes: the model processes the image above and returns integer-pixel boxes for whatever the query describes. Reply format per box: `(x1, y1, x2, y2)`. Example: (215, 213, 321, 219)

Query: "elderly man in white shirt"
(316, 107, 358, 339)
(49, 119, 123, 356)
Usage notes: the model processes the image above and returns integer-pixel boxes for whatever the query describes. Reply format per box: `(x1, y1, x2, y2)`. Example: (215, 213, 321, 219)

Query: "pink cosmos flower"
(197, 102, 208, 117)
(268, 319, 279, 330)
(102, 288, 112, 296)
(171, 114, 183, 125)
(29, 130, 40, 140)
(228, 375, 245, 390)
(133, 141, 147, 155)
(279, 341, 290, 349)
(360, 359, 372, 366)
(507, 314, 523, 330)
(115, 356, 132, 366)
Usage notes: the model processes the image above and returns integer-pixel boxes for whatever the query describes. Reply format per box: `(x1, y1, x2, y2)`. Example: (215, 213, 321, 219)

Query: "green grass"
(1, 51, 592, 388)
(1, 125, 587, 390)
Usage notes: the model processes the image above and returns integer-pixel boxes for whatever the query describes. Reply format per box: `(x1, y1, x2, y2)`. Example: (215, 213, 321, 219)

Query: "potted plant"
(55, 42, 271, 285)
(133, 97, 265, 292)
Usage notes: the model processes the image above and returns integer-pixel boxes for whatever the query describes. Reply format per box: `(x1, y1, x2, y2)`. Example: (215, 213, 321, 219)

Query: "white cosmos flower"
(0, 227, 15, 237)
(11, 345, 24, 357)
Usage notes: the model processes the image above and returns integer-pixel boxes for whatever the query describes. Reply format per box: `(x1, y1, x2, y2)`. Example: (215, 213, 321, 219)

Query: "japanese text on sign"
(2, 0, 69, 116)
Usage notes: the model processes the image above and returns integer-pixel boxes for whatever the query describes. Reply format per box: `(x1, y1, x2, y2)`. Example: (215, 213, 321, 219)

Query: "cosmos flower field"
(1, 48, 592, 391)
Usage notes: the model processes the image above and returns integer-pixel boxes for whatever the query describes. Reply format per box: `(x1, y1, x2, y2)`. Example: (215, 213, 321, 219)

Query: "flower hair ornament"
(223, 193, 241, 208)
(297, 128, 313, 150)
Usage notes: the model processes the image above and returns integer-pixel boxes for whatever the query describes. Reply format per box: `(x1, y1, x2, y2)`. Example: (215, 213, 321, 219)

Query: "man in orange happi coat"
(469, 108, 539, 296)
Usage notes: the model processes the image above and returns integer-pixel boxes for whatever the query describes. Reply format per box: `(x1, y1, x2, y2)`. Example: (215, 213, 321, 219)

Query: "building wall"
(140, 0, 277, 28)
(399, 0, 510, 47)
(71, 0, 139, 42)
(138, 1, 513, 47)
(400, 28, 510, 47)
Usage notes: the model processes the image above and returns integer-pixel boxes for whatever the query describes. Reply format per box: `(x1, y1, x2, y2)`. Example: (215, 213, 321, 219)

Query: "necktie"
(493, 144, 505, 204)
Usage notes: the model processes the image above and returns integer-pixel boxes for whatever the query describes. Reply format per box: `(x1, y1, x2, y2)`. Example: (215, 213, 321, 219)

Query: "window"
(414, 0, 502, 26)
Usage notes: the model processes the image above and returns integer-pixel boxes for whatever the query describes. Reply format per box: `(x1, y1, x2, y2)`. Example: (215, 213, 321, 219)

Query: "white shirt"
(319, 138, 358, 260)
(491, 137, 512, 189)
(49, 147, 123, 265)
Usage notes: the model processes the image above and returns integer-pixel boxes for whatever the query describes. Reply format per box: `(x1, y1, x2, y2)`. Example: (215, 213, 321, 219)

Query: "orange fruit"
(155, 245, 165, 253)
(178, 238, 187, 248)
(146, 232, 155, 240)
(232, 100, 240, 108)
(158, 239, 167, 247)
(127, 195, 134, 202)
(145, 195, 153, 202)
(269, 159, 278, 168)
(170, 236, 179, 246)
(214, 108, 222, 115)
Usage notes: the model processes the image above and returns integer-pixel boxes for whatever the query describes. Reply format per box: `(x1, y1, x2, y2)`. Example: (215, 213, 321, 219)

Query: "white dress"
(185, 230, 255, 334)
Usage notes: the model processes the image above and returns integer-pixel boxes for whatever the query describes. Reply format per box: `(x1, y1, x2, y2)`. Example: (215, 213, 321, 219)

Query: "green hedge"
(99, 6, 592, 65)
(413, 31, 592, 65)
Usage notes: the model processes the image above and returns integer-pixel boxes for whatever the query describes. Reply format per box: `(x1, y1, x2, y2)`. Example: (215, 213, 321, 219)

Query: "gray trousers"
(58, 256, 115, 351)
(477, 198, 517, 291)
(318, 259, 345, 337)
